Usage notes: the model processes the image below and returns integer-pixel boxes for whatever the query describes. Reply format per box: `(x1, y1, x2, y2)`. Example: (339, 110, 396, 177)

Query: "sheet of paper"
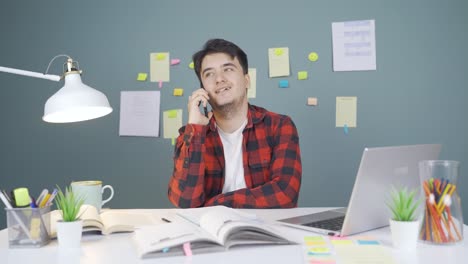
(163, 109, 182, 139)
(335, 245, 396, 264)
(332, 20, 376, 71)
(119, 91, 160, 137)
(268, 47, 290, 77)
(247, 68, 256, 98)
(150, 52, 170, 82)
(336, 96, 357, 127)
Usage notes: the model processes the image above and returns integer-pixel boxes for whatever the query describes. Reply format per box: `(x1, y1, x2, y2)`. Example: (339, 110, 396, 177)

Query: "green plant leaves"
(55, 185, 85, 222)
(387, 186, 420, 221)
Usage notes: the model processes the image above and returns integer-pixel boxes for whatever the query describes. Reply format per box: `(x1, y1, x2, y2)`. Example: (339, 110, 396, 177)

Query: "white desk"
(0, 208, 466, 264)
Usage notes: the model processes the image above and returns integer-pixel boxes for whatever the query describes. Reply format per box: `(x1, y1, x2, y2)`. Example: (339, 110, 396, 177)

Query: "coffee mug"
(70, 181, 114, 212)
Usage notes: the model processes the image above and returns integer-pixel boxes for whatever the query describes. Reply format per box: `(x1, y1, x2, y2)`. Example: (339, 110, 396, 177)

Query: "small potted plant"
(55, 185, 84, 248)
(386, 186, 420, 250)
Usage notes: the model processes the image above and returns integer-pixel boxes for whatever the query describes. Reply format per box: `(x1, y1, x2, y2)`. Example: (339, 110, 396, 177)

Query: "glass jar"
(418, 160, 463, 244)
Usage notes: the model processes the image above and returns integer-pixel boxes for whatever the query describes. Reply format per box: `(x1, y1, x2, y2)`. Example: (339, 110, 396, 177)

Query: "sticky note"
(137, 73, 148, 81)
(173, 88, 183, 96)
(274, 48, 284, 56)
(150, 52, 170, 82)
(344, 124, 349, 134)
(357, 240, 380, 245)
(162, 247, 170, 253)
(331, 239, 353, 245)
(306, 241, 327, 246)
(268, 47, 290, 77)
(167, 110, 178, 118)
(170, 59, 181, 65)
(164, 109, 182, 139)
(309, 52, 319, 62)
(158, 80, 163, 88)
(155, 53, 166, 60)
(279, 80, 289, 88)
(307, 97, 318, 106)
(189, 61, 194, 69)
(308, 247, 331, 254)
(171, 138, 175, 146)
(336, 96, 357, 127)
(304, 236, 325, 241)
(298, 71, 308, 80)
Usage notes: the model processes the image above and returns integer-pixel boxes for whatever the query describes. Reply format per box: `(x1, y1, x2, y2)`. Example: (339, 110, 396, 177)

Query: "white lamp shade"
(43, 73, 112, 123)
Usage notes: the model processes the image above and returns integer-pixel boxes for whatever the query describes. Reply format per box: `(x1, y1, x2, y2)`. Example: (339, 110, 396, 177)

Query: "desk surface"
(0, 207, 466, 264)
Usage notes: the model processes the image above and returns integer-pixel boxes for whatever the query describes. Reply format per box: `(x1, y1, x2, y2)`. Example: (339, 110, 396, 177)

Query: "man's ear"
(244, 74, 251, 90)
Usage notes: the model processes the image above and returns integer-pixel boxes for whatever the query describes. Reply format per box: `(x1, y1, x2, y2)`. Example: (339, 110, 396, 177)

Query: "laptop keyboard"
(304, 216, 345, 231)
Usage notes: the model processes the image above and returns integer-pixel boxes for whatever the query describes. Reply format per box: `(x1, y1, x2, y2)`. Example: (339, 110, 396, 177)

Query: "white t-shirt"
(218, 120, 248, 193)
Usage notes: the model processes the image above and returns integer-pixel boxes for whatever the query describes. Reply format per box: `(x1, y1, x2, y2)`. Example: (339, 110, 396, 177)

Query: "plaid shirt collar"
(207, 104, 266, 132)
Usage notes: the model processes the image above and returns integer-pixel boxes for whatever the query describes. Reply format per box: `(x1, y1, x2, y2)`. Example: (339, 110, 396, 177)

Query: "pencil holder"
(418, 160, 464, 245)
(5, 206, 51, 248)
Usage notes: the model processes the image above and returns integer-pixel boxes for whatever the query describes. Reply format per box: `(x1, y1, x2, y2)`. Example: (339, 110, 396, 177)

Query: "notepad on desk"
(49, 204, 157, 237)
(132, 206, 295, 258)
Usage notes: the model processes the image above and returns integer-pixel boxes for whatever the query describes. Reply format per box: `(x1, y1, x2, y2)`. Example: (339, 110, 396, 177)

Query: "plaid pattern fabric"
(168, 104, 302, 208)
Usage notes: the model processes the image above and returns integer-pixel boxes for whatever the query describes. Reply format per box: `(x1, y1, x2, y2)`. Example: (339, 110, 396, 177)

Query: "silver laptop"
(278, 144, 441, 236)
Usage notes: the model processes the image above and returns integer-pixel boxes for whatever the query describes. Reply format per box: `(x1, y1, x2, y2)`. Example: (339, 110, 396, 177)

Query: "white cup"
(71, 181, 114, 212)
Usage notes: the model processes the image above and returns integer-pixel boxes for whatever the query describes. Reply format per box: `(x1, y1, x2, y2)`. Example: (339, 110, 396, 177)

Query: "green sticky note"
(171, 138, 175, 145)
(168, 110, 178, 118)
(137, 73, 147, 81)
(189, 61, 194, 69)
(298, 71, 308, 80)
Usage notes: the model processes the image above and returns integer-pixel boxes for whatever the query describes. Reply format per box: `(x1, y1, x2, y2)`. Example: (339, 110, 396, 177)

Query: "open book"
(132, 206, 295, 258)
(49, 204, 155, 238)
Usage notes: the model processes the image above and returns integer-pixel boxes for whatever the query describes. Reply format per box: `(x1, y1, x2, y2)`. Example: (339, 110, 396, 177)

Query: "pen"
(45, 188, 58, 207)
(162, 217, 171, 223)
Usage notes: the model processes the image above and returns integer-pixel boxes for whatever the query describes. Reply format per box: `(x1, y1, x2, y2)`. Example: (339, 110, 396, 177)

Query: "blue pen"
(30, 196, 37, 208)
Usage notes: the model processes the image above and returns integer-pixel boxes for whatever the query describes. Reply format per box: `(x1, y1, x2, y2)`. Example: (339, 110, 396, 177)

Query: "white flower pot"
(56, 220, 83, 248)
(389, 219, 419, 250)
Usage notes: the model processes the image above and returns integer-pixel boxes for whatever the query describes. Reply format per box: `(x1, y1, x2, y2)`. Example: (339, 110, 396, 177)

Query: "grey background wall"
(1, 0, 467, 229)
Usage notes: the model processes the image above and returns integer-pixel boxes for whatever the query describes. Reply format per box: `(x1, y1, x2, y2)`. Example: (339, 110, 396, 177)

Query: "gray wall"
(1, 0, 467, 229)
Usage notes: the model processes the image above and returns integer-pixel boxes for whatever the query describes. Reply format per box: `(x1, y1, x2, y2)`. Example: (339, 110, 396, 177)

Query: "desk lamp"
(0, 54, 112, 123)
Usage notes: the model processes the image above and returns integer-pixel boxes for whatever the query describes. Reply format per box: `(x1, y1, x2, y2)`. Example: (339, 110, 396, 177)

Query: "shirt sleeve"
(204, 116, 302, 208)
(167, 124, 208, 208)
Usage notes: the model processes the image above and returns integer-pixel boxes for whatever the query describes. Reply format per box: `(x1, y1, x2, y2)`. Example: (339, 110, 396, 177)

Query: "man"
(168, 39, 302, 208)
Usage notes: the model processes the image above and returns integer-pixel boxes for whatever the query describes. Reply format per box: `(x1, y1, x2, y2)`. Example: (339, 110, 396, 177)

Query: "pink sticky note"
(159, 80, 163, 88)
(183, 242, 192, 256)
(170, 59, 181, 65)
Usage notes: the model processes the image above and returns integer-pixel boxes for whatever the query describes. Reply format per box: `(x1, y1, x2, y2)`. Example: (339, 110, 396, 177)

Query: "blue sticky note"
(279, 80, 289, 88)
(357, 240, 380, 245)
(344, 124, 349, 134)
(162, 247, 170, 253)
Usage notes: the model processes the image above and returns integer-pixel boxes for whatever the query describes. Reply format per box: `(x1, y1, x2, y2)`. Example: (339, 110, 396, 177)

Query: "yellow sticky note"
(308, 52, 319, 62)
(189, 61, 194, 69)
(305, 241, 327, 246)
(331, 239, 353, 245)
(137, 73, 147, 81)
(173, 88, 184, 96)
(298, 71, 308, 80)
(304, 236, 325, 242)
(274, 48, 284, 56)
(155, 53, 166, 60)
(336, 96, 357, 128)
(309, 247, 331, 254)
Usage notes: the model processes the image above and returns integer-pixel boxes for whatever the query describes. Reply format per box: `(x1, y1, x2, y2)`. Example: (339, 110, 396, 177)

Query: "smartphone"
(199, 85, 209, 118)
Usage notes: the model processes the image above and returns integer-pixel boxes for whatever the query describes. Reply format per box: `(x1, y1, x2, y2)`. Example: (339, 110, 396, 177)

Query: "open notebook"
(278, 144, 441, 236)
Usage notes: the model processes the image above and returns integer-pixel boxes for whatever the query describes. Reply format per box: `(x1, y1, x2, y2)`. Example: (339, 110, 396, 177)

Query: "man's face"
(200, 53, 250, 111)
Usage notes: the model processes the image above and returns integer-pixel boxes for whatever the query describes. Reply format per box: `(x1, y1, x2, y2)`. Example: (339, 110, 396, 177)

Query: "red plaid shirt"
(168, 104, 302, 208)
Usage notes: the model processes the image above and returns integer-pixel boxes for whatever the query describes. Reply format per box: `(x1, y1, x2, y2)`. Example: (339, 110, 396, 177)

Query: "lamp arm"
(0, 66, 60, 82)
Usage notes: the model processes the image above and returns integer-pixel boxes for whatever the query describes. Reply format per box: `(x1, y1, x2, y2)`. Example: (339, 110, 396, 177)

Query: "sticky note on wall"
(150, 52, 170, 82)
(307, 97, 317, 106)
(173, 88, 184, 96)
(247, 68, 257, 98)
(336, 96, 357, 127)
(268, 47, 290, 77)
(137, 73, 148, 81)
(279, 80, 289, 88)
(298, 71, 308, 80)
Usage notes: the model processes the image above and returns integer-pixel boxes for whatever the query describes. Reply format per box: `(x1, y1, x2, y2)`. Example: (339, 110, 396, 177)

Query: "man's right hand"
(188, 88, 212, 125)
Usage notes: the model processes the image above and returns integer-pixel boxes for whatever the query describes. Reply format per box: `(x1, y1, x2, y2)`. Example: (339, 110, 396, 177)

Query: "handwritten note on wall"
(332, 20, 376, 71)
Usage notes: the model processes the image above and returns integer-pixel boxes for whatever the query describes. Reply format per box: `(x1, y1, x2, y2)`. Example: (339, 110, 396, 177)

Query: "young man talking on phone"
(168, 39, 302, 208)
